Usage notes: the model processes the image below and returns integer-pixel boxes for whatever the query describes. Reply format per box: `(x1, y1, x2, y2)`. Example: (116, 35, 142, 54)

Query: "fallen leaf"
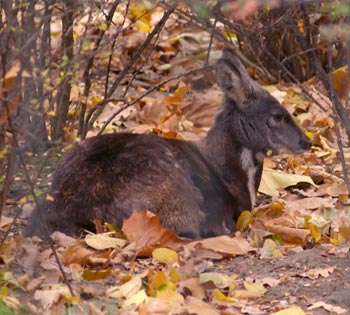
(61, 242, 110, 266)
(198, 272, 237, 292)
(212, 288, 237, 302)
(122, 210, 191, 257)
(34, 289, 61, 310)
(152, 247, 179, 264)
(155, 282, 184, 304)
(260, 168, 316, 197)
(124, 289, 149, 306)
(0, 216, 13, 229)
(308, 301, 347, 314)
(85, 233, 127, 250)
(50, 231, 77, 247)
(286, 196, 334, 211)
(300, 266, 335, 279)
(26, 276, 46, 292)
(106, 275, 143, 299)
(82, 269, 113, 281)
(243, 281, 266, 295)
(178, 278, 206, 300)
(182, 296, 220, 315)
(185, 234, 255, 256)
(263, 214, 311, 245)
(271, 306, 305, 315)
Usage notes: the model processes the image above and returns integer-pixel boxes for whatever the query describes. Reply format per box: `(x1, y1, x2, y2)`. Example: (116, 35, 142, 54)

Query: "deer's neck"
(203, 123, 263, 211)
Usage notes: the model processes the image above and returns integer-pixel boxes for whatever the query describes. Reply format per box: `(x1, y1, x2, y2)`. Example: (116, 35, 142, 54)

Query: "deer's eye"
(272, 113, 284, 123)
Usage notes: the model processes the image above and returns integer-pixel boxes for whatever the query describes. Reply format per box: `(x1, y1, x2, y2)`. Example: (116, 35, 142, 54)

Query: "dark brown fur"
(25, 49, 311, 239)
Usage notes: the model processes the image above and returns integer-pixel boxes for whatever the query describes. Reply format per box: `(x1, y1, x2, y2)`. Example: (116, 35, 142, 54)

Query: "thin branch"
(97, 64, 211, 135)
(328, 46, 350, 194)
(5, 109, 75, 297)
(84, 1, 178, 135)
(78, 0, 122, 137)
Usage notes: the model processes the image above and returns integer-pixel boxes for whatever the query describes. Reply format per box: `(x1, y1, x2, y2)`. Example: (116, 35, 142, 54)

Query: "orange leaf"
(122, 210, 191, 257)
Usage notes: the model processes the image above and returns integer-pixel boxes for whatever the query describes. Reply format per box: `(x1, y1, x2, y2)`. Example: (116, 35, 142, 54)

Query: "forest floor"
(1, 175, 349, 315)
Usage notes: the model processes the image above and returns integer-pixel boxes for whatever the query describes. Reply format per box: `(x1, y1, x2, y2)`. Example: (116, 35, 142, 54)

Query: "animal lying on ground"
(25, 48, 311, 239)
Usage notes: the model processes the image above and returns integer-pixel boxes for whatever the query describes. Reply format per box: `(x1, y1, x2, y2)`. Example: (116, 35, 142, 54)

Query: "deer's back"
(35, 133, 236, 238)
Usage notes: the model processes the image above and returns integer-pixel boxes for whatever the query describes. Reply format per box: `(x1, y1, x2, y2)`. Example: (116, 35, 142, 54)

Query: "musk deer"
(25, 48, 311, 239)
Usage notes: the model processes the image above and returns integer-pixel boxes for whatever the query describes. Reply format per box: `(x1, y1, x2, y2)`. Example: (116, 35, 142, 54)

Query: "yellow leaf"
(46, 194, 54, 201)
(156, 282, 184, 304)
(19, 196, 28, 204)
(0, 286, 8, 297)
(129, 3, 152, 33)
(236, 210, 254, 231)
(212, 288, 237, 302)
(85, 233, 127, 250)
(304, 218, 321, 242)
(82, 269, 112, 281)
(124, 289, 149, 306)
(262, 239, 282, 257)
(106, 275, 142, 299)
(221, 30, 237, 39)
(150, 270, 167, 292)
(169, 268, 181, 284)
(152, 248, 178, 264)
(198, 272, 237, 292)
(137, 21, 152, 33)
(100, 22, 108, 31)
(243, 281, 266, 295)
(47, 111, 56, 117)
(271, 306, 305, 315)
(259, 168, 317, 197)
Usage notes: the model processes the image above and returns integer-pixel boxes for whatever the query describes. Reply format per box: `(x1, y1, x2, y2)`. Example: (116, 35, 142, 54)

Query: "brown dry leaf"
(0, 235, 23, 264)
(34, 289, 61, 310)
(231, 289, 264, 300)
(286, 196, 334, 211)
(315, 181, 349, 197)
(182, 296, 220, 315)
(138, 298, 174, 314)
(308, 301, 347, 314)
(26, 276, 46, 292)
(263, 215, 311, 244)
(178, 278, 206, 300)
(185, 234, 255, 257)
(61, 241, 110, 266)
(257, 276, 281, 287)
(271, 306, 305, 315)
(0, 216, 13, 229)
(20, 242, 40, 275)
(300, 266, 335, 279)
(122, 210, 191, 257)
(50, 231, 77, 247)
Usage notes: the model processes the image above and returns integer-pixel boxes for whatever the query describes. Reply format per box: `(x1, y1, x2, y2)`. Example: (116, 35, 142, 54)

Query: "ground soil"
(221, 245, 350, 314)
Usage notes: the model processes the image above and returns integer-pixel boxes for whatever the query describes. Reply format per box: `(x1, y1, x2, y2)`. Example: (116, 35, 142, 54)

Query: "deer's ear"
(216, 49, 264, 108)
(215, 59, 246, 104)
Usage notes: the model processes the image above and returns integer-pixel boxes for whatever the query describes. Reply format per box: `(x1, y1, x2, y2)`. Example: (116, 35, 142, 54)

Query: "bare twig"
(98, 64, 211, 135)
(5, 110, 75, 297)
(328, 46, 350, 194)
(84, 1, 178, 136)
(78, 0, 122, 137)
